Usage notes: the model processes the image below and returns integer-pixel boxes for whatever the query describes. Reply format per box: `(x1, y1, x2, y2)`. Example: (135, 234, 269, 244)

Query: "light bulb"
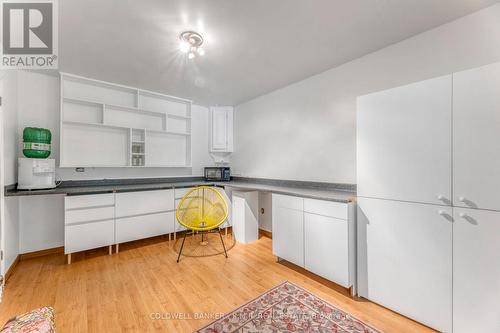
(197, 47, 205, 56)
(188, 52, 195, 59)
(179, 41, 190, 53)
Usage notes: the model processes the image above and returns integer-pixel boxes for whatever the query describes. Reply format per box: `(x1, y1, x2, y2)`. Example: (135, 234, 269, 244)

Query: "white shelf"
(63, 96, 188, 120)
(60, 73, 192, 168)
(63, 120, 190, 136)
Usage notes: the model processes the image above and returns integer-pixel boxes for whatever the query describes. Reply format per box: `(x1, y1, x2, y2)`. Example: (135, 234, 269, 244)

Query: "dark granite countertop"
(5, 177, 356, 203)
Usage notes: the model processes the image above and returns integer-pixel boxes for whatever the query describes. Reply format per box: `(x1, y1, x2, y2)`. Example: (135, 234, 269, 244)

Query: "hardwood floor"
(0, 235, 435, 333)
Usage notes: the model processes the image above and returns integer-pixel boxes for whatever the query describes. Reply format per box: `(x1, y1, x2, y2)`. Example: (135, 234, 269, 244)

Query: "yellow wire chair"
(176, 186, 229, 262)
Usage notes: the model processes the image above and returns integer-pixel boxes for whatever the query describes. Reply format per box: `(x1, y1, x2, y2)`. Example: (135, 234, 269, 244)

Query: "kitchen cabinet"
(209, 106, 233, 152)
(272, 194, 355, 290)
(64, 193, 116, 263)
(272, 194, 304, 267)
(357, 197, 452, 333)
(357, 75, 452, 205)
(115, 189, 175, 246)
(304, 213, 349, 287)
(453, 62, 500, 211)
(453, 208, 500, 333)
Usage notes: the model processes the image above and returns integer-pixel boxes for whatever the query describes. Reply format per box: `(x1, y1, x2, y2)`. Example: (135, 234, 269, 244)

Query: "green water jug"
(23, 127, 52, 158)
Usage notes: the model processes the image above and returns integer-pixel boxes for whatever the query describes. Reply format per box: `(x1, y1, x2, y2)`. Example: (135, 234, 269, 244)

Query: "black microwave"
(205, 167, 231, 181)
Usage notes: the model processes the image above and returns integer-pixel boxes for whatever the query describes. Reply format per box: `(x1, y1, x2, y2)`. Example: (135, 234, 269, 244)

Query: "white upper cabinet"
(453, 208, 500, 333)
(453, 62, 500, 211)
(209, 106, 233, 152)
(357, 76, 452, 205)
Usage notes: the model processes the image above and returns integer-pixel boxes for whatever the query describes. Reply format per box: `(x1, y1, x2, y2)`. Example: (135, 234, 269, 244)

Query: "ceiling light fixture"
(179, 31, 205, 59)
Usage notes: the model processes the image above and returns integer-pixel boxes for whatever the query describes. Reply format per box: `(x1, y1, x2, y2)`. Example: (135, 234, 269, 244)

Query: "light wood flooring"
(0, 235, 435, 332)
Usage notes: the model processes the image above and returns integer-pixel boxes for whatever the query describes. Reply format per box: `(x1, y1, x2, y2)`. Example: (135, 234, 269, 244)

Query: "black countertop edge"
(4, 176, 356, 199)
(58, 176, 205, 188)
(230, 176, 356, 193)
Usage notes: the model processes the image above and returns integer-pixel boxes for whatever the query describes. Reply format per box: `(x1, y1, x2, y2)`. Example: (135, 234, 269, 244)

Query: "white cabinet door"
(272, 195, 304, 267)
(453, 208, 500, 333)
(357, 197, 452, 332)
(210, 106, 233, 152)
(304, 213, 349, 287)
(357, 75, 452, 205)
(453, 62, 500, 211)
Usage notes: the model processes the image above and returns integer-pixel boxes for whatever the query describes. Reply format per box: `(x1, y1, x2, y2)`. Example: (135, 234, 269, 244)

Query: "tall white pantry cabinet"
(357, 62, 500, 333)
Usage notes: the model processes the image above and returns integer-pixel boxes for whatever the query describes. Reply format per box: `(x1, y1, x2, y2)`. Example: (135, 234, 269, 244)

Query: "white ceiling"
(59, 0, 498, 105)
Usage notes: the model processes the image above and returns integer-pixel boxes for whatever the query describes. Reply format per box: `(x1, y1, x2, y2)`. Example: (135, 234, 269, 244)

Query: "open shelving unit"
(60, 73, 192, 167)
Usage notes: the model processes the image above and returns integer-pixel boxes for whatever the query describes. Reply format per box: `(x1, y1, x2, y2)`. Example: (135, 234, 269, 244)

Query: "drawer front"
(115, 189, 174, 217)
(65, 206, 115, 225)
(65, 219, 114, 254)
(65, 193, 114, 210)
(273, 194, 303, 211)
(175, 187, 196, 199)
(116, 211, 174, 243)
(304, 198, 348, 220)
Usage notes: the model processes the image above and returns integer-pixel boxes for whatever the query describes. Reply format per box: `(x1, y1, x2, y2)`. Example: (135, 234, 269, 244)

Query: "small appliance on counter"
(204, 167, 231, 181)
(17, 158, 56, 190)
(17, 127, 56, 190)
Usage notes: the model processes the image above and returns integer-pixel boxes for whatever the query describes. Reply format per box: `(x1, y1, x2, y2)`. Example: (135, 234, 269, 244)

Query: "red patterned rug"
(195, 281, 381, 333)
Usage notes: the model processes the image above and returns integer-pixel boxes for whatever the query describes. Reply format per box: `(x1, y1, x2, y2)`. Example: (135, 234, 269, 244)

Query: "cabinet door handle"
(438, 210, 453, 222)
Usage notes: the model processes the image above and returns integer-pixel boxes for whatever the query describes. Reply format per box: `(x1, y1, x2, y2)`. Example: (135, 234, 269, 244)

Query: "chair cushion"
(1, 307, 55, 333)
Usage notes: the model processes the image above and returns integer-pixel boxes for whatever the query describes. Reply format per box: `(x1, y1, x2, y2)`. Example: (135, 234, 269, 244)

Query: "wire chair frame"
(176, 186, 229, 262)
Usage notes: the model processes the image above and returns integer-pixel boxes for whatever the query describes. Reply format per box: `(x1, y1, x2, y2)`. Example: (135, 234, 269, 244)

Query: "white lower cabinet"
(64, 193, 116, 256)
(357, 197, 452, 333)
(115, 189, 175, 246)
(65, 219, 115, 254)
(65, 189, 177, 259)
(304, 213, 349, 287)
(453, 208, 500, 333)
(272, 194, 355, 289)
(116, 211, 175, 243)
(272, 205, 304, 267)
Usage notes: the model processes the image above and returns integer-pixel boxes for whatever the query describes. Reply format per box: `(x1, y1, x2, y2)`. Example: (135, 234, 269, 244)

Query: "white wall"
(232, 4, 500, 184)
(0, 71, 20, 274)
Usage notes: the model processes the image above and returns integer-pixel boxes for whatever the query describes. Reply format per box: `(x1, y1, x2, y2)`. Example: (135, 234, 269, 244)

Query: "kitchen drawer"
(65, 219, 114, 254)
(115, 189, 174, 217)
(273, 194, 303, 211)
(65, 206, 115, 225)
(304, 198, 347, 220)
(175, 187, 196, 199)
(116, 211, 174, 243)
(65, 193, 114, 210)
